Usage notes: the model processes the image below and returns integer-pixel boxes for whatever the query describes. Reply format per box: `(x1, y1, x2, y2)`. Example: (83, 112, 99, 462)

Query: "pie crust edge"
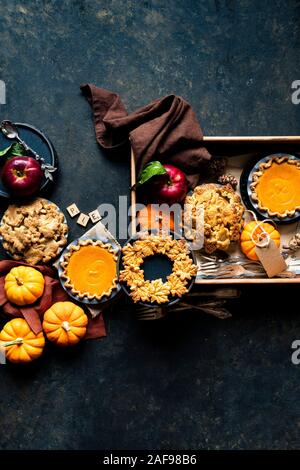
(250, 155, 300, 219)
(183, 183, 245, 254)
(0, 198, 68, 264)
(60, 238, 119, 301)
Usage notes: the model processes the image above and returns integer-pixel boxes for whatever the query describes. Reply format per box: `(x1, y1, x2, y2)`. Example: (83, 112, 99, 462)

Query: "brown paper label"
(255, 239, 287, 278)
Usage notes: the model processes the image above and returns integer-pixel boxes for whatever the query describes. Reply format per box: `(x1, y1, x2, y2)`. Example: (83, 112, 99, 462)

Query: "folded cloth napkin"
(0, 260, 106, 338)
(81, 84, 211, 187)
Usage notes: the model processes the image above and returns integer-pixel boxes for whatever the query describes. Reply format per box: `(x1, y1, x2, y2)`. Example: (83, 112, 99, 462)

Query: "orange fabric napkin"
(0, 260, 106, 338)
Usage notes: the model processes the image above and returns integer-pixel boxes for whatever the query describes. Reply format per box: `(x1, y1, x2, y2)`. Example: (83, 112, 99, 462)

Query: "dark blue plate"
(0, 122, 57, 198)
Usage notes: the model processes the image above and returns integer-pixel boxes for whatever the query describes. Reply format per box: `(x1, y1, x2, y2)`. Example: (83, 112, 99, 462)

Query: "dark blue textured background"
(0, 0, 300, 450)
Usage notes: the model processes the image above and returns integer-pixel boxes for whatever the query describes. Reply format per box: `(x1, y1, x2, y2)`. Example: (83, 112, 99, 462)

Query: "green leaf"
(10, 142, 26, 156)
(0, 142, 26, 159)
(136, 161, 167, 187)
(0, 145, 12, 157)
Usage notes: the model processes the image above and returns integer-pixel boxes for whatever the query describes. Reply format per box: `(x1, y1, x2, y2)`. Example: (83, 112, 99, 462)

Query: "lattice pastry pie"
(60, 239, 118, 301)
(184, 183, 244, 253)
(0, 198, 68, 264)
(119, 233, 197, 304)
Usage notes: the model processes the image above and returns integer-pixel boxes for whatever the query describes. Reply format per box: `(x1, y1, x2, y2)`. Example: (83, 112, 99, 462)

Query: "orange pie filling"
(66, 245, 117, 297)
(255, 162, 300, 214)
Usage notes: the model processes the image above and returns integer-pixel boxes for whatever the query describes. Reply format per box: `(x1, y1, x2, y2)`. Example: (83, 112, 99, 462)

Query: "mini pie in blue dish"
(248, 154, 300, 222)
(58, 237, 121, 306)
(0, 198, 68, 265)
(119, 231, 197, 307)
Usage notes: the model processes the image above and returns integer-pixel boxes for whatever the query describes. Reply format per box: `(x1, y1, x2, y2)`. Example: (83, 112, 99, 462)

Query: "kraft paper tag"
(0, 343, 5, 365)
(255, 239, 287, 278)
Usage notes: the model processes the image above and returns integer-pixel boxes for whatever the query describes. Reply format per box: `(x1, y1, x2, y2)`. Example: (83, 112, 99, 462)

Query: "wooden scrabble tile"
(89, 209, 102, 224)
(77, 213, 90, 227)
(66, 203, 80, 218)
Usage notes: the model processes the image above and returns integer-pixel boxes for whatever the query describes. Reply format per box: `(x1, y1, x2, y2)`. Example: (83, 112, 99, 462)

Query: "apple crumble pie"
(0, 198, 68, 264)
(184, 183, 244, 253)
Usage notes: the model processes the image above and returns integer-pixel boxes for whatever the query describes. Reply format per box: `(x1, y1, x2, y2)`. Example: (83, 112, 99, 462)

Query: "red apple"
(150, 164, 188, 204)
(1, 156, 43, 197)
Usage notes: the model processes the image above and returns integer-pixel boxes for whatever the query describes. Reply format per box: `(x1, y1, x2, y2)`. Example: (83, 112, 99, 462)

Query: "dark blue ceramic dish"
(240, 153, 300, 225)
(0, 122, 58, 198)
(118, 230, 197, 308)
(58, 236, 122, 307)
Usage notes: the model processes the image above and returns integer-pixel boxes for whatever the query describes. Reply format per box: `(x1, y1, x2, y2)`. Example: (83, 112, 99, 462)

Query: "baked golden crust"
(184, 183, 244, 254)
(250, 155, 300, 218)
(0, 198, 68, 264)
(60, 239, 118, 301)
(119, 233, 197, 304)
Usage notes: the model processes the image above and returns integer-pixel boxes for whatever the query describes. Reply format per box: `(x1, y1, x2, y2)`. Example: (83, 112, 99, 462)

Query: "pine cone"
(218, 173, 238, 190)
(284, 233, 300, 252)
(208, 156, 228, 179)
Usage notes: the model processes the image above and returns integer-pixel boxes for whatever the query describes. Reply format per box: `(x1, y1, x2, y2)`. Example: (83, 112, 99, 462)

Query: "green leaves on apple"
(135, 161, 167, 188)
(0, 142, 26, 159)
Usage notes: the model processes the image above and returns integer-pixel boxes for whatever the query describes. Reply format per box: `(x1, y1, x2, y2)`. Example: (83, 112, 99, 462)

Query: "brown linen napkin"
(81, 84, 211, 187)
(0, 260, 106, 339)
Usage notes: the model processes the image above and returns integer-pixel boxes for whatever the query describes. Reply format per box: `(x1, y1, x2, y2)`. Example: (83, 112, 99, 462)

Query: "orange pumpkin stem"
(62, 321, 71, 332)
(14, 276, 24, 286)
(256, 231, 267, 242)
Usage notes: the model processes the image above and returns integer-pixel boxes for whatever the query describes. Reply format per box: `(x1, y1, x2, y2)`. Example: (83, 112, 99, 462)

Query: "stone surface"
(0, 0, 300, 451)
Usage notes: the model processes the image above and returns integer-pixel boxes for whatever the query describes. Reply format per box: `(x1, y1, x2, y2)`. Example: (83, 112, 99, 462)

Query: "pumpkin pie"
(250, 155, 300, 218)
(137, 204, 175, 232)
(60, 239, 118, 301)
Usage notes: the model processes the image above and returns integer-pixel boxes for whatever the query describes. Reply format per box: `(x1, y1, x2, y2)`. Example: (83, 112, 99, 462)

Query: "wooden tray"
(130, 136, 300, 285)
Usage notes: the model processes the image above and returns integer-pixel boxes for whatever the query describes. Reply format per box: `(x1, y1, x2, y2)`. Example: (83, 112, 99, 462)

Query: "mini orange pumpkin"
(137, 204, 175, 232)
(0, 318, 45, 363)
(240, 221, 281, 260)
(5, 266, 45, 306)
(42, 301, 88, 346)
